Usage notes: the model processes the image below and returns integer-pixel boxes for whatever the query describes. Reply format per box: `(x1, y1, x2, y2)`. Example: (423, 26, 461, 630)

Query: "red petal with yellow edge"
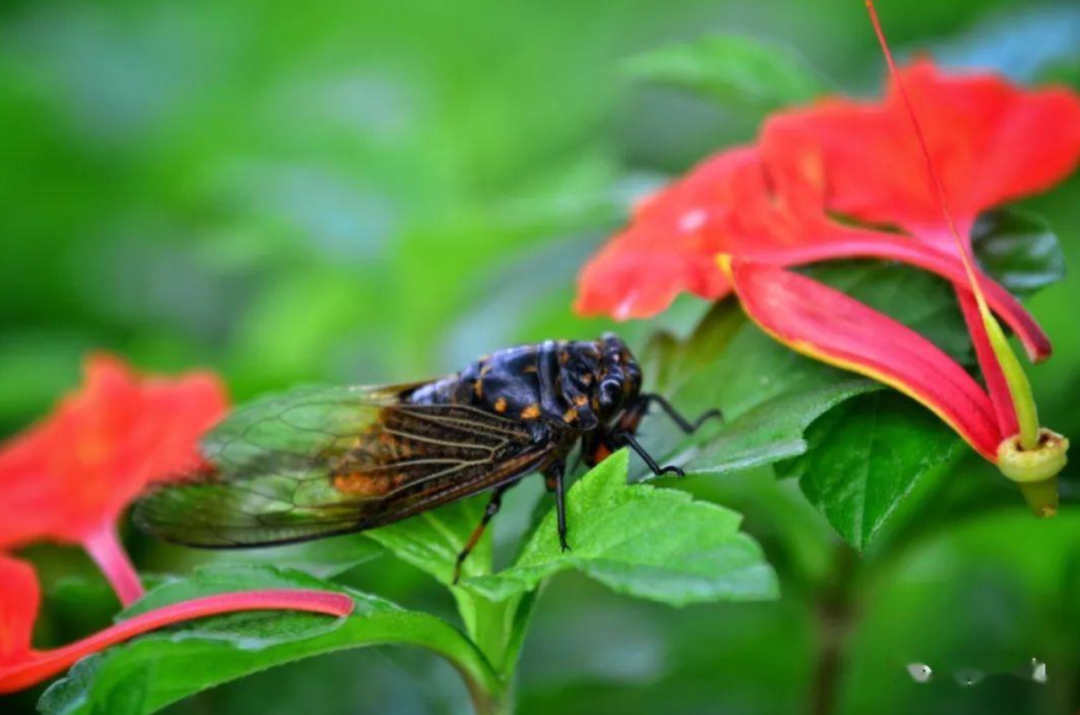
(727, 222, 1052, 362)
(722, 258, 1002, 459)
(762, 60, 1080, 237)
(0, 555, 354, 695)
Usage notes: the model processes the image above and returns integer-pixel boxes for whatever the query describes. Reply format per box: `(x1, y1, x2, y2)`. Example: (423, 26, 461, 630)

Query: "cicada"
(135, 333, 718, 582)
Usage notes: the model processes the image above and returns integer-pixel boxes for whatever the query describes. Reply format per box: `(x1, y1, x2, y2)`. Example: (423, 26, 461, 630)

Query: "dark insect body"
(135, 333, 719, 582)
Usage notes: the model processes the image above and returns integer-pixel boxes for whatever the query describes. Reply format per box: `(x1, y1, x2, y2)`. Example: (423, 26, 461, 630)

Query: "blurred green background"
(3, 0, 1080, 713)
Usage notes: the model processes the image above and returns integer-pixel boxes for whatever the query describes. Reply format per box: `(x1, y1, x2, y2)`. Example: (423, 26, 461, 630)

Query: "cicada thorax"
(409, 339, 623, 440)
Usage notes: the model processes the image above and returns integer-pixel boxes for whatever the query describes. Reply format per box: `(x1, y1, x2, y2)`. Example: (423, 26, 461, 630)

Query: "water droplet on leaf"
(906, 662, 933, 683)
(954, 668, 984, 687)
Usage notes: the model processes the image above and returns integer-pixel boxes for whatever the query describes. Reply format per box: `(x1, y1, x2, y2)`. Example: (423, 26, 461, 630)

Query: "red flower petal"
(0, 555, 354, 695)
(0, 354, 227, 548)
(0, 556, 38, 663)
(574, 150, 758, 318)
(721, 258, 1002, 459)
(762, 60, 1080, 238)
(574, 236, 731, 319)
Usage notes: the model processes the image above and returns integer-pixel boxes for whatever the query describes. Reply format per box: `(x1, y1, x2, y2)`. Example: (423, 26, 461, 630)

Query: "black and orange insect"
(135, 333, 719, 581)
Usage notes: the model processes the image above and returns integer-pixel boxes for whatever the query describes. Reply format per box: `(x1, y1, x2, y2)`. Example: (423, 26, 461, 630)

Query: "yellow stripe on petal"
(720, 256, 1003, 460)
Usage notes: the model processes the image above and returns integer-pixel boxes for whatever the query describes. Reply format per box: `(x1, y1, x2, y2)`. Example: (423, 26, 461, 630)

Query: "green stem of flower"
(470, 682, 515, 715)
(454, 591, 520, 715)
(997, 429, 1069, 517)
(981, 308, 1040, 450)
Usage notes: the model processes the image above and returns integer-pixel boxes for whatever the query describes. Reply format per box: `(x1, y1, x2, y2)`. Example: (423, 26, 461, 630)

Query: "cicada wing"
(134, 384, 552, 548)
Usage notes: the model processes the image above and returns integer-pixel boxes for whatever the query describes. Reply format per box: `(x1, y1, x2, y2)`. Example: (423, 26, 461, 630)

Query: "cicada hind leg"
(450, 459, 572, 584)
(452, 484, 513, 585)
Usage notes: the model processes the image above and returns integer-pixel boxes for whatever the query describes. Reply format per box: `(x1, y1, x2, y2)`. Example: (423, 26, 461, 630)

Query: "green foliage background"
(2, 0, 1080, 713)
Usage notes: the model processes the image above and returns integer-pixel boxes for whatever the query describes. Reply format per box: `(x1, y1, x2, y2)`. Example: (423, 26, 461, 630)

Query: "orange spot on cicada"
(333, 472, 393, 496)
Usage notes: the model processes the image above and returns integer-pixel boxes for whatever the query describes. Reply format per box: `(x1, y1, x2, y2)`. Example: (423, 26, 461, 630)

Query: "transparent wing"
(134, 384, 553, 547)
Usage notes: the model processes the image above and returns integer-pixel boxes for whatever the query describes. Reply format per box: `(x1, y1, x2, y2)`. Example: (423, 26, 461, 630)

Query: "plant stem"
(81, 521, 144, 606)
(455, 587, 540, 714)
(468, 683, 513, 715)
(809, 546, 857, 715)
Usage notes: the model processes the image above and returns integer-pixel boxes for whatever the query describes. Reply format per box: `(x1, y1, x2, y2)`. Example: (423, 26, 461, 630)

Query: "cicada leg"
(612, 430, 685, 478)
(543, 461, 570, 552)
(453, 484, 511, 585)
(626, 393, 723, 435)
(603, 394, 723, 479)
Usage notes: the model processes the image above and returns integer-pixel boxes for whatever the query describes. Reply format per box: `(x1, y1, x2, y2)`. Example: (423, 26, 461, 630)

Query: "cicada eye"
(598, 378, 623, 412)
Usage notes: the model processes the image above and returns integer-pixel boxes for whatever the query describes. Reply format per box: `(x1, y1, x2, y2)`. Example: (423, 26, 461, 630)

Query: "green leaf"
(181, 534, 384, 579)
(39, 566, 500, 715)
(688, 377, 879, 475)
(636, 301, 880, 478)
(466, 451, 779, 606)
(972, 208, 1066, 298)
(363, 497, 492, 585)
(776, 391, 960, 551)
(626, 34, 830, 111)
(359, 499, 524, 677)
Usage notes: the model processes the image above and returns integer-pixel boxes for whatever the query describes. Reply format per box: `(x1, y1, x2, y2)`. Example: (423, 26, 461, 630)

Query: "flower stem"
(0, 589, 354, 694)
(468, 686, 514, 715)
(82, 522, 144, 607)
(982, 313, 1040, 450)
(810, 547, 856, 715)
(998, 430, 1069, 517)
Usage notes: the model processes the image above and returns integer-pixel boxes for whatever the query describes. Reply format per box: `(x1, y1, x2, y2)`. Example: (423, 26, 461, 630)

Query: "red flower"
(576, 63, 1080, 363)
(0, 354, 228, 605)
(575, 58, 1078, 503)
(0, 555, 353, 694)
(764, 60, 1080, 246)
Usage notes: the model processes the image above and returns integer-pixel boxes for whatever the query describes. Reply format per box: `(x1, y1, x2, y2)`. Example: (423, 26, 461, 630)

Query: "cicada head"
(594, 332, 642, 421)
